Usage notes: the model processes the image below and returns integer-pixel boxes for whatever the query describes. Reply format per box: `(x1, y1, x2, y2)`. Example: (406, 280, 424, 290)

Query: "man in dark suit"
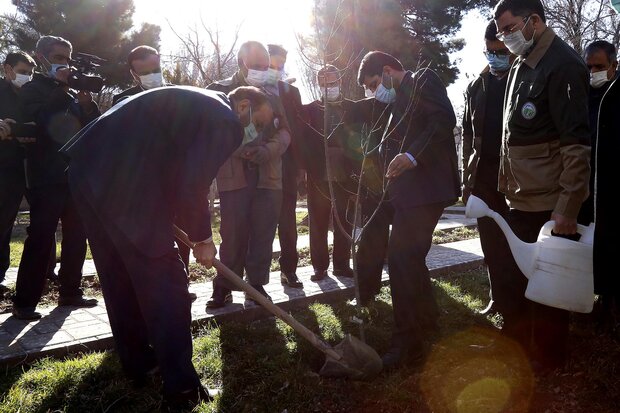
(266, 44, 305, 288)
(13, 35, 100, 320)
(356, 51, 460, 369)
(112, 45, 164, 105)
(0, 51, 37, 296)
(62, 85, 272, 408)
(302, 65, 359, 281)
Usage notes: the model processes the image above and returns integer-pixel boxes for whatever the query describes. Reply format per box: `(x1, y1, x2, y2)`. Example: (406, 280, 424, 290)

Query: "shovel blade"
(319, 334, 383, 380)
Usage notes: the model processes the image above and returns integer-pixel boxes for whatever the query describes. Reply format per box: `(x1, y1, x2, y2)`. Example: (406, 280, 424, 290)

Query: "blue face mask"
(486, 54, 512, 73)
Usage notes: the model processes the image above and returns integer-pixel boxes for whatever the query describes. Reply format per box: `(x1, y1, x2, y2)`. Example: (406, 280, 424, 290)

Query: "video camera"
(67, 52, 106, 93)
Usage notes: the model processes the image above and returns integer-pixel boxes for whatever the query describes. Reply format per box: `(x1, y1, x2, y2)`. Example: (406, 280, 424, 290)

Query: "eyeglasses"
(496, 15, 531, 41)
(484, 48, 511, 57)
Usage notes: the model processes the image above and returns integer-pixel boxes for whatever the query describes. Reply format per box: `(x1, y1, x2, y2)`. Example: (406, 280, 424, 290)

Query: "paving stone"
(19, 331, 75, 351)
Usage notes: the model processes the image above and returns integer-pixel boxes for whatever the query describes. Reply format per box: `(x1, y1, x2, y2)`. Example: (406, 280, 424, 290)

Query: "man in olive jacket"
(206, 41, 290, 308)
(494, 0, 590, 372)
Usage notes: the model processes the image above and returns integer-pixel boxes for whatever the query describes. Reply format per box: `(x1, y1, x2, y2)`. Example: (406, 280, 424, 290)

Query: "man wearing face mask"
(357, 52, 460, 369)
(590, 25, 620, 329)
(12, 35, 100, 320)
(0, 51, 37, 296)
(62, 85, 263, 409)
(302, 65, 358, 282)
(112, 45, 165, 105)
(265, 44, 305, 288)
(494, 0, 590, 372)
(462, 21, 515, 318)
(578, 41, 617, 227)
(206, 41, 291, 308)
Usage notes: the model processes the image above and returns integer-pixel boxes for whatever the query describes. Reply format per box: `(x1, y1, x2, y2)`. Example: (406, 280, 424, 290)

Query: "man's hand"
(193, 240, 217, 269)
(551, 212, 577, 235)
(386, 153, 416, 179)
(76, 90, 93, 106)
(0, 118, 15, 140)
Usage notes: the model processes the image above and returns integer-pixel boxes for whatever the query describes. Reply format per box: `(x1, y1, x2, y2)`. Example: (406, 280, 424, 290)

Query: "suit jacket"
(207, 72, 290, 192)
(112, 85, 143, 105)
(383, 69, 461, 209)
(19, 73, 100, 188)
(62, 86, 243, 257)
(277, 81, 305, 192)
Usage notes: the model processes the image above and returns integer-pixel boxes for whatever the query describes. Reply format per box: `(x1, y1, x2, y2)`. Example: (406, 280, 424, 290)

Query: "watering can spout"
(465, 195, 537, 278)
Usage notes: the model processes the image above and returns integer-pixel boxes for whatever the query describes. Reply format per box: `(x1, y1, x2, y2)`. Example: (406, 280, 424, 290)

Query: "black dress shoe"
(163, 385, 213, 411)
(189, 292, 197, 302)
(333, 267, 354, 278)
(12, 307, 42, 320)
(280, 272, 303, 288)
(58, 296, 98, 307)
(206, 288, 232, 309)
(244, 285, 272, 306)
(310, 270, 328, 282)
(381, 342, 424, 370)
(0, 283, 10, 297)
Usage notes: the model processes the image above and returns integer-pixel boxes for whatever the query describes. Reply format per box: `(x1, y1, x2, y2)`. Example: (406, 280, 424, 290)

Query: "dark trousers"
(357, 200, 445, 342)
(307, 176, 352, 272)
(0, 167, 25, 281)
(472, 184, 512, 311)
(217, 172, 282, 287)
(501, 209, 570, 368)
(278, 172, 298, 273)
(13, 183, 87, 309)
(71, 185, 199, 395)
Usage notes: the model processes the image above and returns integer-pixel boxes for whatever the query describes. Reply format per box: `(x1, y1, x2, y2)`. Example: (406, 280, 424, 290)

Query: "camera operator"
(0, 51, 37, 296)
(12, 35, 100, 320)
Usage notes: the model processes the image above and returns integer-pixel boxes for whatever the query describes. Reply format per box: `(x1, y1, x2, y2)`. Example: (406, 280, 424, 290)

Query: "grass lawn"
(1, 266, 619, 412)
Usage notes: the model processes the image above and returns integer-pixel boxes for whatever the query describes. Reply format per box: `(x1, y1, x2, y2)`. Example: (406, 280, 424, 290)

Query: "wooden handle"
(173, 225, 342, 360)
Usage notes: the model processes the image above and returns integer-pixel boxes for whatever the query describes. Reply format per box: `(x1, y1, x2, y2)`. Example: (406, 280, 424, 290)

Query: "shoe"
(333, 267, 354, 278)
(280, 272, 303, 288)
(12, 307, 42, 320)
(0, 283, 9, 297)
(162, 385, 213, 411)
(189, 292, 197, 302)
(381, 341, 425, 370)
(244, 285, 272, 306)
(206, 288, 232, 309)
(310, 270, 328, 282)
(478, 300, 496, 315)
(58, 296, 98, 307)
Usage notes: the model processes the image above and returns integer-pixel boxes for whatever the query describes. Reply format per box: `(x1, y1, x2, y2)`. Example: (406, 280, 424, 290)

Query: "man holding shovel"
(62, 86, 273, 409)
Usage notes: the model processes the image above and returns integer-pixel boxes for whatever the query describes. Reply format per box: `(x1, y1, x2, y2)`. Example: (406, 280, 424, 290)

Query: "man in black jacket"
(0, 51, 36, 296)
(356, 51, 460, 369)
(63, 85, 266, 408)
(303, 65, 358, 281)
(266, 44, 305, 288)
(112, 45, 164, 105)
(462, 21, 515, 317)
(12, 35, 100, 320)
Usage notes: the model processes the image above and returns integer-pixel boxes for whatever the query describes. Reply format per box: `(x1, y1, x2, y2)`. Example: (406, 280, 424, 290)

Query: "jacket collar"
(523, 27, 556, 69)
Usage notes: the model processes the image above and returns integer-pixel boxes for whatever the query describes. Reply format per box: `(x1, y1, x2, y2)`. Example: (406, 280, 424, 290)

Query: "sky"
(0, 0, 489, 107)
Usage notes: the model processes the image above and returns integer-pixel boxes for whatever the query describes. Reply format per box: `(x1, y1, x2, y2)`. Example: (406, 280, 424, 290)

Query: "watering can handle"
(540, 221, 594, 242)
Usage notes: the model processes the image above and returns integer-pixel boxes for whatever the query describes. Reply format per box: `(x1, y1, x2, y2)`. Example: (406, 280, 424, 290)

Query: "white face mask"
(139, 72, 164, 89)
(246, 68, 268, 87)
(365, 88, 375, 98)
(242, 106, 259, 145)
(590, 70, 609, 88)
(11, 73, 32, 88)
(375, 74, 397, 104)
(502, 17, 535, 56)
(324, 86, 340, 102)
(265, 68, 281, 85)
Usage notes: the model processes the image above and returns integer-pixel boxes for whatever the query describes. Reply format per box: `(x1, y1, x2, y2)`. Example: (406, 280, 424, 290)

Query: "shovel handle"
(174, 225, 342, 361)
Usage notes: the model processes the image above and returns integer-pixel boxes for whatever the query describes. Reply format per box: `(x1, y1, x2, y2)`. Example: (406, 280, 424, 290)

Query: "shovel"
(174, 226, 383, 380)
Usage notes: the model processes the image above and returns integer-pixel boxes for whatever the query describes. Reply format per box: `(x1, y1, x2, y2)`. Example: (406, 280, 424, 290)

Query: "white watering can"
(465, 195, 595, 313)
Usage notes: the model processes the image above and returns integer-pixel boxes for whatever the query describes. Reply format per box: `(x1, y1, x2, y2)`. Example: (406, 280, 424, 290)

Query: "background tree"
(301, 0, 485, 99)
(5, 0, 161, 90)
